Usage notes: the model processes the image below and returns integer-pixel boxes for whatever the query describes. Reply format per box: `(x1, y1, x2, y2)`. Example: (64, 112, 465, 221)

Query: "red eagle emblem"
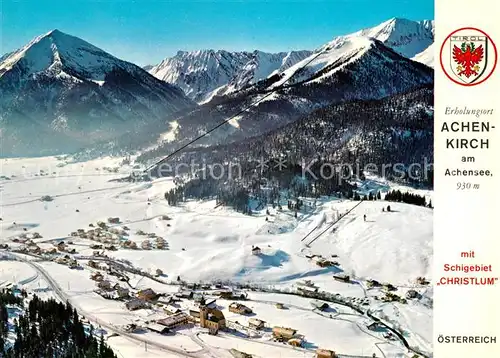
(452, 42, 484, 78)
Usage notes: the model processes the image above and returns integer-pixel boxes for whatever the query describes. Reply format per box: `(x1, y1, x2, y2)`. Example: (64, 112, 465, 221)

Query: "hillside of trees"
(0, 290, 117, 358)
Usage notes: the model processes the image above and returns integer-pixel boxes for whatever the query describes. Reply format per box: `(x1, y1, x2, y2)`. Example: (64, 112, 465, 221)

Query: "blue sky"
(1, 0, 434, 66)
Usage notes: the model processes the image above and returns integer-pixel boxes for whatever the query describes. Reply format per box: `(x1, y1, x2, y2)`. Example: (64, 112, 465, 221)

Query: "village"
(1, 213, 431, 358)
(0, 157, 433, 358)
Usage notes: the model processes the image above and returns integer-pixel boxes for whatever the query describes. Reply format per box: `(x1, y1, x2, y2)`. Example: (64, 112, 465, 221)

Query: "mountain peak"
(351, 17, 434, 59)
(46, 28, 63, 36)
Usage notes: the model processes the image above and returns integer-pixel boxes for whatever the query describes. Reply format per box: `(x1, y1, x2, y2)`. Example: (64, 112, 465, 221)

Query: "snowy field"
(0, 156, 433, 358)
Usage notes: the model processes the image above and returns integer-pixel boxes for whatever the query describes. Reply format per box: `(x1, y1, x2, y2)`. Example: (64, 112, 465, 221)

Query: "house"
(219, 291, 234, 299)
(251, 246, 261, 255)
(155, 268, 164, 277)
(205, 298, 217, 308)
(288, 338, 303, 347)
(366, 322, 381, 331)
(88, 260, 99, 269)
(406, 290, 419, 299)
(27, 245, 41, 254)
(193, 294, 206, 305)
(146, 323, 169, 335)
(125, 298, 148, 311)
(141, 240, 151, 250)
(382, 283, 397, 291)
(417, 276, 430, 285)
(316, 258, 335, 267)
(333, 274, 350, 283)
(275, 303, 285, 309)
(316, 349, 337, 358)
(200, 306, 226, 334)
(107, 217, 120, 224)
(248, 318, 265, 330)
(366, 279, 381, 288)
(177, 290, 193, 299)
(116, 286, 130, 298)
(164, 305, 181, 315)
(297, 280, 316, 288)
(272, 326, 297, 340)
(97, 280, 112, 290)
(189, 308, 201, 319)
(121, 240, 137, 249)
(156, 237, 166, 249)
(56, 242, 67, 252)
(310, 300, 329, 311)
(297, 286, 318, 294)
(157, 312, 190, 329)
(229, 302, 252, 315)
(137, 288, 157, 301)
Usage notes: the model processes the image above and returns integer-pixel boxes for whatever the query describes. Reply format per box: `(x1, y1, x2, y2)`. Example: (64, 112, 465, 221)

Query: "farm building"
(229, 302, 253, 315)
(272, 326, 297, 340)
(107, 217, 120, 224)
(275, 303, 285, 309)
(200, 306, 226, 334)
(146, 323, 169, 335)
(316, 349, 337, 358)
(137, 288, 157, 301)
(157, 312, 190, 329)
(248, 318, 265, 330)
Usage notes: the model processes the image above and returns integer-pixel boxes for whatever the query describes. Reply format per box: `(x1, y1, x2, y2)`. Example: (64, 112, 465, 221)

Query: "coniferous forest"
(0, 290, 117, 358)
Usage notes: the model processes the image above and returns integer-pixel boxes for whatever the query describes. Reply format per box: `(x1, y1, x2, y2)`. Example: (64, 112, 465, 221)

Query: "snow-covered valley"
(0, 156, 433, 358)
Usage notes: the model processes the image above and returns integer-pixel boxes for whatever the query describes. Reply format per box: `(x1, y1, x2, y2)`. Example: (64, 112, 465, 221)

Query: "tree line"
(0, 289, 117, 358)
(384, 189, 432, 208)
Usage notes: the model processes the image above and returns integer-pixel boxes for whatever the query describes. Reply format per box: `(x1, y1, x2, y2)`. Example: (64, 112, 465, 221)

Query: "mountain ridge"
(148, 17, 434, 103)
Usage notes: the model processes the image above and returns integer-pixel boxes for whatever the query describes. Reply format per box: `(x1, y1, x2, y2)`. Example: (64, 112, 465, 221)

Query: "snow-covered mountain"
(412, 43, 434, 68)
(137, 36, 433, 165)
(0, 30, 195, 157)
(148, 18, 433, 105)
(149, 49, 312, 103)
(353, 17, 434, 60)
(271, 18, 434, 88)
